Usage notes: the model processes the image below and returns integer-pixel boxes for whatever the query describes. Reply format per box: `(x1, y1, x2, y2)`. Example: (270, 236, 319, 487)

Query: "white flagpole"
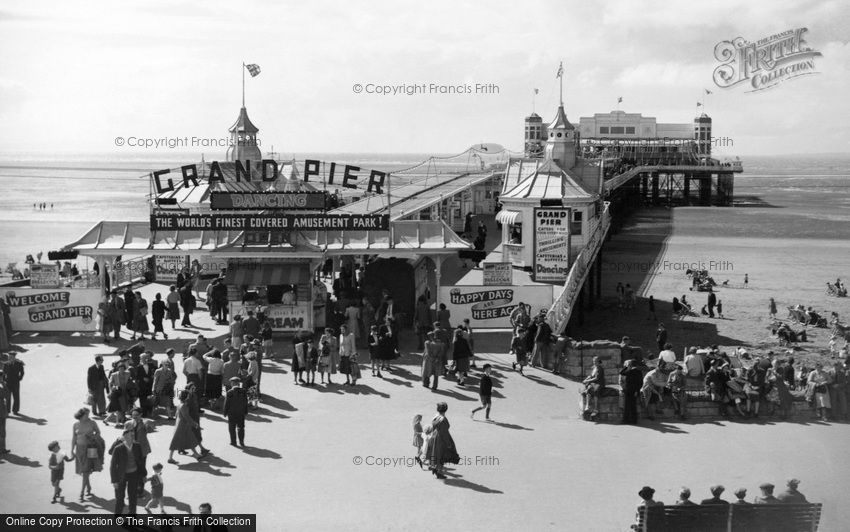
(242, 62, 245, 107)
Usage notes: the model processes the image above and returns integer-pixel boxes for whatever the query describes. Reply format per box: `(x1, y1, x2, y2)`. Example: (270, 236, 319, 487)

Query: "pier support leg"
(577, 287, 585, 326)
(651, 174, 659, 205)
(595, 252, 602, 299)
(586, 265, 595, 311)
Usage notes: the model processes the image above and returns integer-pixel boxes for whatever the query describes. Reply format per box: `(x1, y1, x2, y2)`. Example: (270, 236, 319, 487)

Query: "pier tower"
(694, 113, 712, 158)
(226, 106, 262, 162)
(524, 112, 545, 157)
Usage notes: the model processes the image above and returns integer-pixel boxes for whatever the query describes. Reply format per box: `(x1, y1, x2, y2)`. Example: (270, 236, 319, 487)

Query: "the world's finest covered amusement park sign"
(150, 214, 389, 231)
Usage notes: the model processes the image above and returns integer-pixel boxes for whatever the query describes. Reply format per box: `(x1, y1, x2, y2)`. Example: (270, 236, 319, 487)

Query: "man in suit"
(133, 352, 157, 417)
(223, 377, 248, 447)
(676, 487, 697, 506)
(87, 355, 109, 417)
(110, 428, 145, 515)
(754, 483, 780, 504)
(775, 479, 807, 503)
(700, 485, 730, 505)
(107, 292, 124, 341)
(3, 352, 24, 415)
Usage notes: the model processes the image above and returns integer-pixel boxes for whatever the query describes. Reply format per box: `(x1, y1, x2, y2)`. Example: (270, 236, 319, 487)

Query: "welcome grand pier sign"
(150, 159, 390, 232)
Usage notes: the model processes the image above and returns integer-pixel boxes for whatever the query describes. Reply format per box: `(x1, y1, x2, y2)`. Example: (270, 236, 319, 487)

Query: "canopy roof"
(229, 106, 259, 133)
(63, 220, 470, 257)
(501, 159, 594, 201)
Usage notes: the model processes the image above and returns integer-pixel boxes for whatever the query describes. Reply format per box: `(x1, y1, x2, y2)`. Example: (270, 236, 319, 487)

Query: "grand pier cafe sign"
(150, 159, 390, 232)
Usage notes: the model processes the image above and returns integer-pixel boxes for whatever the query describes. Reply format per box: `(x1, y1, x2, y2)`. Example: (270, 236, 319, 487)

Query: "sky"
(0, 0, 848, 157)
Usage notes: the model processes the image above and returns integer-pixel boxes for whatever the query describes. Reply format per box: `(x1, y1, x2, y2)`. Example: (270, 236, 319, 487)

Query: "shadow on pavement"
(523, 374, 563, 389)
(429, 387, 476, 401)
(161, 495, 193, 513)
(10, 413, 48, 425)
(0, 452, 41, 467)
(476, 419, 533, 431)
(259, 396, 297, 411)
(240, 445, 282, 459)
(344, 384, 390, 398)
(442, 471, 503, 494)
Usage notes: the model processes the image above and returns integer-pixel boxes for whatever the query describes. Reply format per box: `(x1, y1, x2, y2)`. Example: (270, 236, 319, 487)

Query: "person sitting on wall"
(641, 366, 668, 420)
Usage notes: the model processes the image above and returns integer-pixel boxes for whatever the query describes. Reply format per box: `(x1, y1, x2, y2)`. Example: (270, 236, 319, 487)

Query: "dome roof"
(229, 106, 259, 134)
(549, 105, 575, 130)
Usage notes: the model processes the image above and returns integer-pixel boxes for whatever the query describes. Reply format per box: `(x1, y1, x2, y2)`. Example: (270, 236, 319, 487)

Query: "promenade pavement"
(2, 285, 849, 531)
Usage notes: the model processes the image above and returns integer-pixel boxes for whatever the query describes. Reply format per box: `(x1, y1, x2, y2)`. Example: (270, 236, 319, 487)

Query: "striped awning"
(495, 210, 522, 225)
(225, 263, 308, 286)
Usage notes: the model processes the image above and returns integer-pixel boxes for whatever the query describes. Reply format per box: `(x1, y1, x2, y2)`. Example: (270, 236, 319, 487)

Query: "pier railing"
(547, 202, 611, 334)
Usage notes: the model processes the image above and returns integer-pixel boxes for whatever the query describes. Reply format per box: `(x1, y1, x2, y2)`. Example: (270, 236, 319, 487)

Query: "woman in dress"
(767, 359, 793, 419)
(808, 363, 832, 421)
(69, 407, 104, 502)
(132, 291, 149, 341)
(436, 303, 451, 331)
(167, 390, 203, 464)
(344, 301, 361, 346)
(166, 285, 180, 329)
(153, 359, 177, 419)
(768, 297, 778, 319)
(185, 383, 210, 456)
(452, 328, 472, 386)
(427, 402, 459, 479)
(338, 324, 356, 385)
(368, 325, 381, 377)
(151, 293, 167, 340)
(106, 361, 131, 427)
(319, 328, 337, 384)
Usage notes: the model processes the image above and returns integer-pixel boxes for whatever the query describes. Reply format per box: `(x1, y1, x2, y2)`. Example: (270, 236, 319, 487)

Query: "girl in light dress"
(412, 414, 424, 468)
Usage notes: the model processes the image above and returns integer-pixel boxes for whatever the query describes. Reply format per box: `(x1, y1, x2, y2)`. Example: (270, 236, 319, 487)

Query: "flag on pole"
(245, 64, 261, 77)
(534, 88, 539, 95)
(705, 89, 712, 95)
(556, 62, 563, 78)
(618, 96, 623, 103)
(696, 102, 703, 107)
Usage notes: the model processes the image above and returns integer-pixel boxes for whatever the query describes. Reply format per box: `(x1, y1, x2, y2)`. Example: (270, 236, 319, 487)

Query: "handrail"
(546, 203, 610, 334)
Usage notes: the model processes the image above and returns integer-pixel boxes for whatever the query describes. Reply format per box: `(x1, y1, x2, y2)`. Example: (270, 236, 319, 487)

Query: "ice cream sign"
(4, 290, 94, 324)
(449, 288, 515, 320)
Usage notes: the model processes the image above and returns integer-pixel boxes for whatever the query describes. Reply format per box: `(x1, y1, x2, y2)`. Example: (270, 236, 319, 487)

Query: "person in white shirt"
(182, 350, 203, 390)
(202, 350, 224, 409)
(338, 325, 357, 385)
(684, 347, 704, 378)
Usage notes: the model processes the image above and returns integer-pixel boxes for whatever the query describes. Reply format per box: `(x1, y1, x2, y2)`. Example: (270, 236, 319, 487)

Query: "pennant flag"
(618, 96, 623, 103)
(556, 62, 564, 78)
(705, 89, 713, 95)
(696, 102, 703, 106)
(534, 88, 539, 95)
(245, 63, 261, 77)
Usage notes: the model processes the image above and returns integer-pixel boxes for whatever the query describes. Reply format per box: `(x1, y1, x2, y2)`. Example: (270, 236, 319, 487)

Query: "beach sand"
(569, 207, 850, 369)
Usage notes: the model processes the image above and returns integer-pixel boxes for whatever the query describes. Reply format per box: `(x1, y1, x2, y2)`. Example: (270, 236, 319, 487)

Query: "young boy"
(144, 463, 165, 513)
(48, 441, 74, 503)
(470, 364, 493, 420)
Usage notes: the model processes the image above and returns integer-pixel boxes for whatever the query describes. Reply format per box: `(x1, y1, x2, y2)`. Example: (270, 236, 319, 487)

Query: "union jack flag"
(245, 63, 261, 77)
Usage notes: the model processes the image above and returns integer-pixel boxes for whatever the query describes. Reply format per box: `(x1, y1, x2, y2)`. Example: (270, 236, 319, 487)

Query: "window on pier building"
(626, 126, 635, 134)
(509, 224, 523, 244)
(571, 211, 583, 235)
(599, 126, 609, 134)
(611, 126, 624, 134)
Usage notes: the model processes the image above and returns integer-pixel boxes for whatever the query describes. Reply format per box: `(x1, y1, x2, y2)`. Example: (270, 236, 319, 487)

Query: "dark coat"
(4, 359, 24, 385)
(87, 364, 108, 392)
(109, 441, 145, 484)
(223, 386, 249, 420)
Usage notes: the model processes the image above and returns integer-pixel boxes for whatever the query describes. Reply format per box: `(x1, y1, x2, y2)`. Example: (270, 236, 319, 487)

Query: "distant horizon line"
(0, 149, 848, 159)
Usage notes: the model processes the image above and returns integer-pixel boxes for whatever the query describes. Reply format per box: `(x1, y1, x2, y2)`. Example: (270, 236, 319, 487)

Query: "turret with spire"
(226, 106, 262, 162)
(544, 62, 577, 170)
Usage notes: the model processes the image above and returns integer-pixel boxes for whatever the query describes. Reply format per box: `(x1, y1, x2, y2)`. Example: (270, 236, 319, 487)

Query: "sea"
(0, 151, 849, 271)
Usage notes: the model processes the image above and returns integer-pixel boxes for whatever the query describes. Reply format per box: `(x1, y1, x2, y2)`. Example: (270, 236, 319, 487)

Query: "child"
(349, 352, 362, 385)
(318, 339, 331, 384)
(829, 335, 837, 356)
(510, 328, 527, 375)
(470, 364, 493, 420)
(421, 425, 434, 470)
(716, 300, 724, 319)
(306, 339, 319, 386)
(369, 325, 380, 377)
(145, 463, 165, 514)
(412, 414, 424, 468)
(48, 441, 74, 503)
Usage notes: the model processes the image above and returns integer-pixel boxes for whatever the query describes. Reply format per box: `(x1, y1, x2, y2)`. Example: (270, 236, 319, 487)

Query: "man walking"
(3, 352, 24, 415)
(87, 355, 109, 418)
(470, 364, 493, 420)
(110, 428, 145, 515)
(223, 376, 249, 447)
